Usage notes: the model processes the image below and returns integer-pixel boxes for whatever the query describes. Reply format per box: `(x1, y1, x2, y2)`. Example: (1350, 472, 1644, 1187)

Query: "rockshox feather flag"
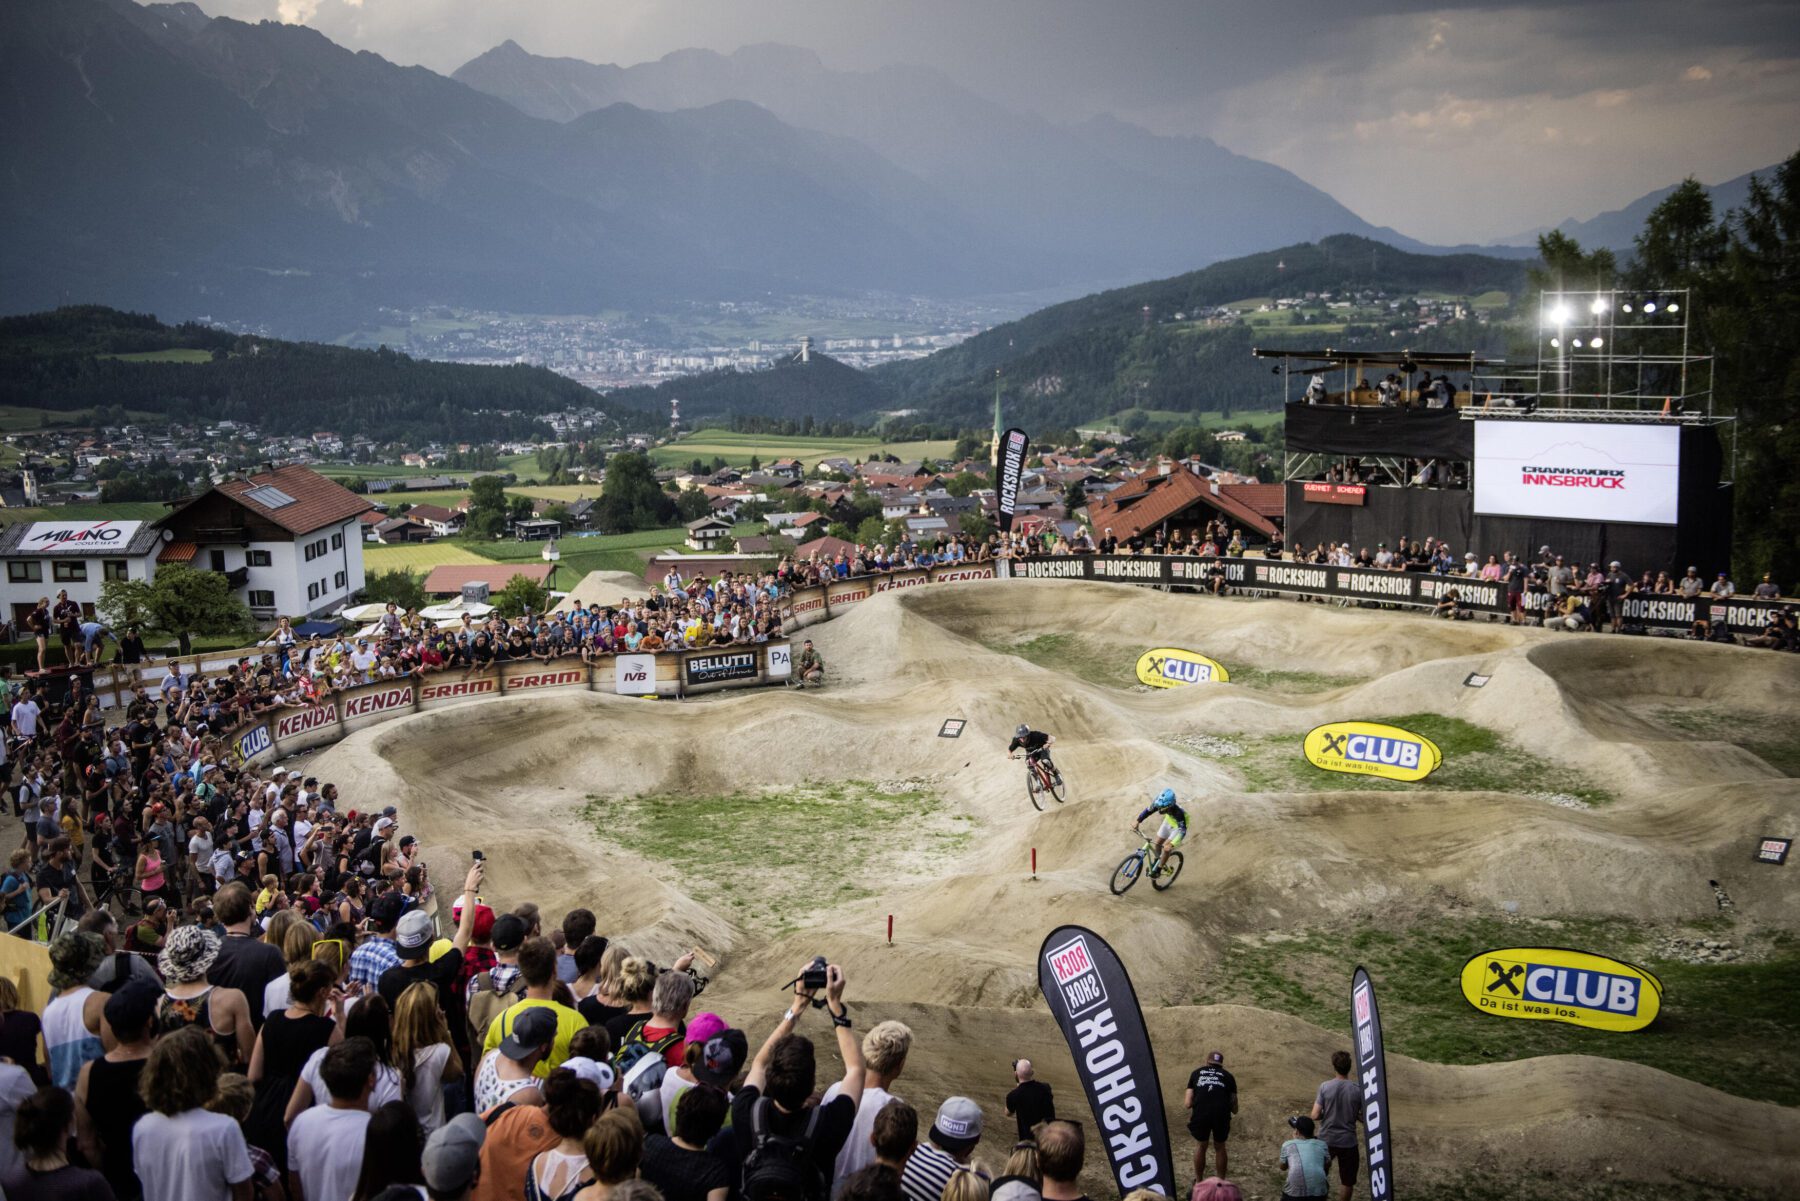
(1350, 967, 1395, 1201)
(998, 428, 1030, 533)
(1037, 926, 1175, 1197)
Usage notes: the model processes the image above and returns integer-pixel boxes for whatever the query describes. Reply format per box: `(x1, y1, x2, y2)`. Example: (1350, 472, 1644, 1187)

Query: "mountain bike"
(1110, 828, 1183, 895)
(91, 866, 144, 918)
(1024, 750, 1066, 811)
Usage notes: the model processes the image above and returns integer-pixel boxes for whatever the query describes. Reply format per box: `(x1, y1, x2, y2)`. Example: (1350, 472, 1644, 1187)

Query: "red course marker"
(887, 914, 893, 944)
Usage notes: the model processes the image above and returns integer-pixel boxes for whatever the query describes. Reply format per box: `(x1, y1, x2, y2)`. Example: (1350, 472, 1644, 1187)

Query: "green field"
(648, 428, 957, 469)
(360, 543, 494, 573)
(1090, 407, 1284, 434)
(315, 462, 445, 481)
(0, 406, 161, 433)
(97, 348, 215, 364)
(0, 501, 172, 523)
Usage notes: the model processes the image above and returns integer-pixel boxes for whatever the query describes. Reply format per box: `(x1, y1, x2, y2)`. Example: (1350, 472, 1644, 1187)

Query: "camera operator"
(729, 958, 866, 1201)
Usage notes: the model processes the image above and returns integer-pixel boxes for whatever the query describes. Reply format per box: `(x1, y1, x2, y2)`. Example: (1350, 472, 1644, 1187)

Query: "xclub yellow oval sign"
(1135, 648, 1230, 688)
(1302, 720, 1442, 782)
(1459, 947, 1663, 1033)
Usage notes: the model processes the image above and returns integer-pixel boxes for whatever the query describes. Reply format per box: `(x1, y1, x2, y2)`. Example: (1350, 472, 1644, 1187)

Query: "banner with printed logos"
(1037, 925, 1175, 1199)
(1351, 967, 1395, 1201)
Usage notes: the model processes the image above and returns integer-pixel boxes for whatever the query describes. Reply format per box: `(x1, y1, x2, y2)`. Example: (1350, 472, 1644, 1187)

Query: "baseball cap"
(491, 913, 527, 953)
(367, 892, 406, 933)
(686, 1012, 727, 1048)
(383, 806, 398, 818)
(1207, 1050, 1224, 1065)
(1288, 1115, 1316, 1138)
(373, 817, 395, 835)
(103, 977, 161, 1035)
(692, 1030, 749, 1087)
(453, 901, 496, 942)
(498, 1007, 559, 1059)
(395, 909, 435, 953)
(559, 1056, 616, 1092)
(421, 1113, 487, 1194)
(931, 1097, 983, 1147)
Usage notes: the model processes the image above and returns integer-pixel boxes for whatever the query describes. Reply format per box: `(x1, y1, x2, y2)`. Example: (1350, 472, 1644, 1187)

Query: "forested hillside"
(873, 235, 1528, 428)
(0, 306, 652, 442)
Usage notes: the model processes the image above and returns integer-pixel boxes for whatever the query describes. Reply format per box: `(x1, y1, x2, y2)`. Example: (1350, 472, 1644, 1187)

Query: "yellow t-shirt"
(481, 998, 585, 1078)
(255, 888, 275, 914)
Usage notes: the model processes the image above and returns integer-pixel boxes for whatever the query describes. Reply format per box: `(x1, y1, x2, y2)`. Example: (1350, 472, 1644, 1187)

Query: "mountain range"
(1498, 167, 1771, 250)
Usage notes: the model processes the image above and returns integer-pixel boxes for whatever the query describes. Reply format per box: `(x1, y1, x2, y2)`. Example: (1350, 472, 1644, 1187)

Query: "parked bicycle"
(1110, 828, 1183, 894)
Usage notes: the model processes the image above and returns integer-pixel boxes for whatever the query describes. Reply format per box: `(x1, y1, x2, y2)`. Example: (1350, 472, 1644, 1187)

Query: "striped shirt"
(901, 1142, 980, 1201)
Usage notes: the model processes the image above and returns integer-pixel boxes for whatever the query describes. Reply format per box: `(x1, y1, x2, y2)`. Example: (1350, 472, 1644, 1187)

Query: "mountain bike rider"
(1008, 725, 1059, 784)
(1130, 789, 1188, 873)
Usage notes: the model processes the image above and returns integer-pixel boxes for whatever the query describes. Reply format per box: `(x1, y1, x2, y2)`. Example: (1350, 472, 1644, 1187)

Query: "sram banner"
(1304, 721, 1442, 782)
(1134, 648, 1230, 687)
(1459, 947, 1663, 1032)
(1036, 926, 1175, 1198)
(1474, 420, 1680, 525)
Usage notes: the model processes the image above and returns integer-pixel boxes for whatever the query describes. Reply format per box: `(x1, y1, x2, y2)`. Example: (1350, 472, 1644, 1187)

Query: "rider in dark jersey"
(1007, 725, 1060, 783)
(1131, 789, 1188, 873)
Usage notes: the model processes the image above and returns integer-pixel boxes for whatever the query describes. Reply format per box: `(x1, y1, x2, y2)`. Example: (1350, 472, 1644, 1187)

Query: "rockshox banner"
(1009, 555, 1791, 635)
(1350, 967, 1395, 1201)
(998, 428, 1030, 533)
(1458, 947, 1663, 1032)
(1037, 926, 1175, 1198)
(1134, 648, 1230, 687)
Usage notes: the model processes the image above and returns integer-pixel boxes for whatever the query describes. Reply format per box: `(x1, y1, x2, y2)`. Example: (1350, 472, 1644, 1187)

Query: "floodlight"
(1549, 337, 1561, 348)
(1590, 337, 1604, 349)
(1547, 304, 1572, 325)
(1621, 303, 1634, 313)
(1572, 339, 1583, 348)
(1643, 301, 1657, 313)
(1590, 297, 1609, 314)
(1667, 302, 1680, 313)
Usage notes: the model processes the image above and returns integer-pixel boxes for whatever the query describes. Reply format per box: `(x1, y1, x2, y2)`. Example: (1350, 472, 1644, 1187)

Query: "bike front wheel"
(1110, 852, 1143, 895)
(1026, 769, 1045, 811)
(1152, 851, 1184, 890)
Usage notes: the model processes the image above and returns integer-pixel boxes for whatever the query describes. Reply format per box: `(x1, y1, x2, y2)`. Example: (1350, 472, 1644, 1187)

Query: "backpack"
(612, 1016, 683, 1075)
(466, 970, 528, 1049)
(741, 1097, 825, 1201)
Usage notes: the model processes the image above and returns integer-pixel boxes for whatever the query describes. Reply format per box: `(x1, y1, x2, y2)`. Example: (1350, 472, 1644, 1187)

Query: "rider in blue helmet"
(1131, 788, 1189, 874)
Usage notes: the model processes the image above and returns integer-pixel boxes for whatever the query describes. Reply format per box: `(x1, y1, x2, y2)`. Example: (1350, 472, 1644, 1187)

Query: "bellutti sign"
(684, 652, 757, 686)
(1134, 648, 1230, 688)
(1460, 947, 1662, 1032)
(1303, 721, 1442, 782)
(20, 521, 144, 553)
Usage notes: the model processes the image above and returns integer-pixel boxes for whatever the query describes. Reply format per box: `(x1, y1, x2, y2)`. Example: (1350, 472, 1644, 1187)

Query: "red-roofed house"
(1084, 468, 1280, 544)
(160, 465, 374, 618)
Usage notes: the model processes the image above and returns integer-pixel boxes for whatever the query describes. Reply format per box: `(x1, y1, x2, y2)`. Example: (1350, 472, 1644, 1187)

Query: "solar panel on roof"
(243, 485, 297, 509)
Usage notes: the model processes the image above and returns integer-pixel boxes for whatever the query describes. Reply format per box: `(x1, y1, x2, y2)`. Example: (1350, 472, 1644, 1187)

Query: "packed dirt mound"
(312, 580, 1800, 1198)
(552, 568, 651, 612)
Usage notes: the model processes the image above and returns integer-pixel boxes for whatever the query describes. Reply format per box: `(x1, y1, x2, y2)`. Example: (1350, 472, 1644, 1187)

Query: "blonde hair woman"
(942, 1164, 992, 1201)
(260, 910, 314, 1017)
(392, 980, 464, 1134)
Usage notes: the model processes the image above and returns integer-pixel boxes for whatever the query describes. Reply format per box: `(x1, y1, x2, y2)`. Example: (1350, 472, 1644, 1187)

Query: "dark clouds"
(205, 0, 1800, 241)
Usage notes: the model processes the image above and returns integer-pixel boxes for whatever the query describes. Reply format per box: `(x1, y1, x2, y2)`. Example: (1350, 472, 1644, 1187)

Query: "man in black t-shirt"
(1004, 1058, 1054, 1140)
(729, 960, 865, 1200)
(1185, 1049, 1237, 1181)
(377, 867, 484, 1069)
(1098, 529, 1118, 555)
(206, 883, 286, 1030)
(1006, 726, 1059, 789)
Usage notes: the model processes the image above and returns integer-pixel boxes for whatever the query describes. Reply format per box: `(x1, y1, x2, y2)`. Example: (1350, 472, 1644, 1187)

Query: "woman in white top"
(285, 992, 405, 1123)
(391, 981, 463, 1133)
(526, 1068, 602, 1201)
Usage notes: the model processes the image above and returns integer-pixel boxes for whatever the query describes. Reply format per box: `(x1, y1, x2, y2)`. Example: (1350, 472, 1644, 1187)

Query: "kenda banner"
(1303, 721, 1443, 782)
(1037, 925, 1176, 1198)
(1351, 967, 1395, 1201)
(1459, 947, 1663, 1032)
(998, 428, 1029, 533)
(1473, 420, 1680, 525)
(1134, 648, 1230, 687)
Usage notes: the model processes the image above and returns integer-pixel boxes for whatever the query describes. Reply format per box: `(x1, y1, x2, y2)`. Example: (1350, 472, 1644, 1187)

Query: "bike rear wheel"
(1152, 851, 1184, 890)
(1110, 852, 1143, 895)
(1048, 770, 1066, 803)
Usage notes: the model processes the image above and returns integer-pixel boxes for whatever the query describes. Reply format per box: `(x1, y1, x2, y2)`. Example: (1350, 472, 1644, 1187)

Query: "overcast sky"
(205, 0, 1799, 243)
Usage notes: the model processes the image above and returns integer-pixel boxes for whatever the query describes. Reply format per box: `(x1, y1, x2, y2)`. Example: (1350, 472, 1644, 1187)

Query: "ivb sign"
(1459, 947, 1662, 1032)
